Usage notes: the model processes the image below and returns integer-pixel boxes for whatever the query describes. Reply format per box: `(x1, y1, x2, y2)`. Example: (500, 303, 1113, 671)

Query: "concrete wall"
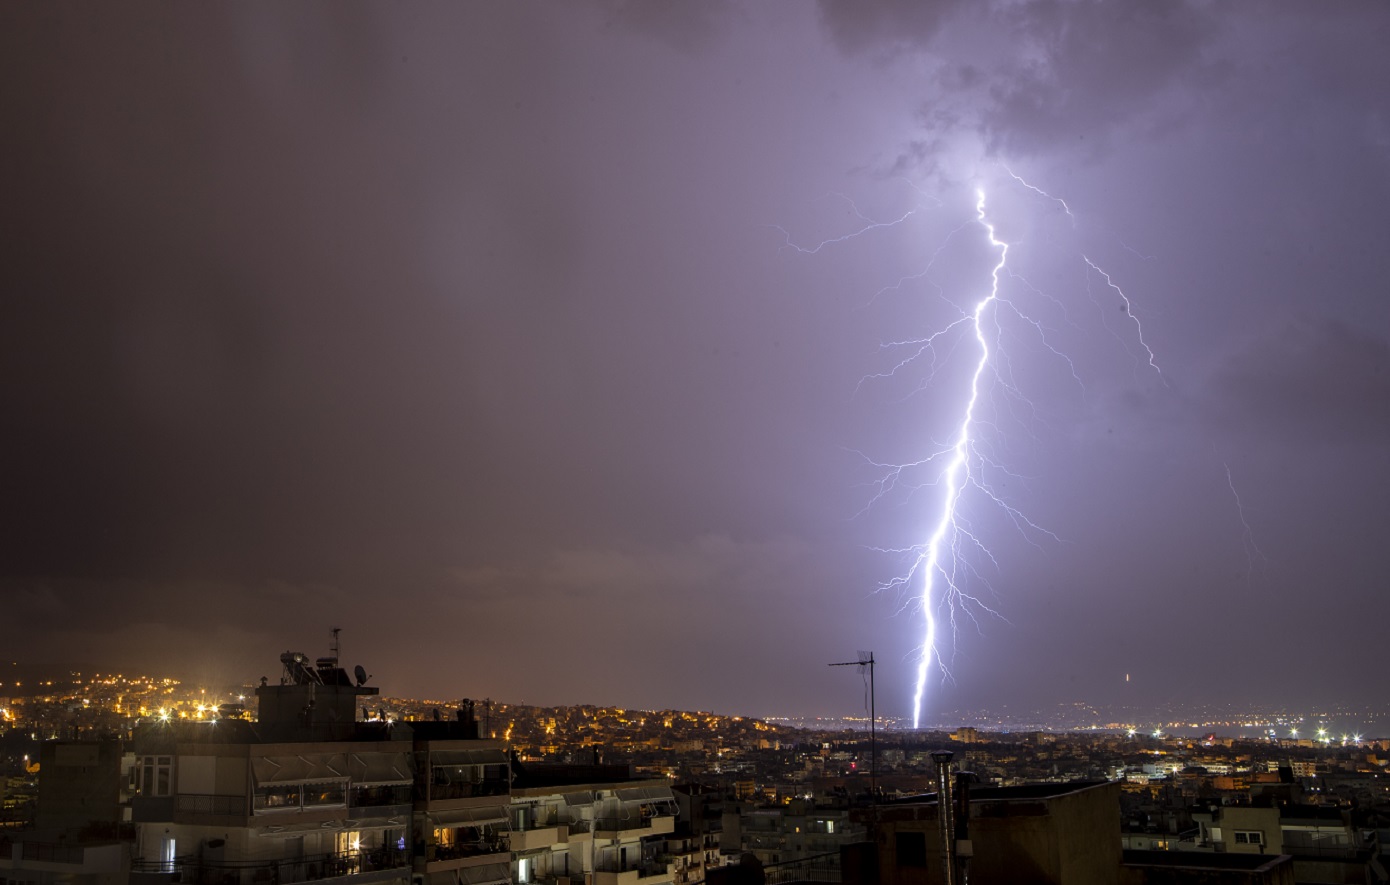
(37, 740, 125, 831)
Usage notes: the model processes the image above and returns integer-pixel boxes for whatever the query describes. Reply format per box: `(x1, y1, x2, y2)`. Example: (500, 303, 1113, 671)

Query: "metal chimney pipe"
(930, 751, 955, 885)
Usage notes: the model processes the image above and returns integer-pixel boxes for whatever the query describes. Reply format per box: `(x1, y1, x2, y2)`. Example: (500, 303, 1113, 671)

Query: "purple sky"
(3, 3, 1388, 722)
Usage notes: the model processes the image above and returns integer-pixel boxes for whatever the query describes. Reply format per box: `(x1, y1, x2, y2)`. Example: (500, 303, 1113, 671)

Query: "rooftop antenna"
(330, 627, 341, 665)
(830, 651, 876, 802)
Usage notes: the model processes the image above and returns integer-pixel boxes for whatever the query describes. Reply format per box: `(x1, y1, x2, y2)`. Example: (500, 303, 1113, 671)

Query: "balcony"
(132, 795, 177, 822)
(131, 847, 409, 885)
(16, 841, 126, 874)
(171, 793, 252, 826)
(177, 794, 248, 816)
(424, 780, 509, 803)
(510, 826, 563, 852)
(563, 820, 591, 843)
(592, 861, 675, 885)
(421, 837, 510, 874)
(594, 812, 675, 838)
(762, 852, 840, 885)
(349, 785, 411, 809)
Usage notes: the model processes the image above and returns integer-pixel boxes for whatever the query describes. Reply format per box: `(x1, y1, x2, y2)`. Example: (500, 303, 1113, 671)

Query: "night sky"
(3, 3, 1388, 722)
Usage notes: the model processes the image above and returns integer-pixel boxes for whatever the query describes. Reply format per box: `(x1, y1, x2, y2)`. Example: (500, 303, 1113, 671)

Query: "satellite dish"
(354, 665, 368, 686)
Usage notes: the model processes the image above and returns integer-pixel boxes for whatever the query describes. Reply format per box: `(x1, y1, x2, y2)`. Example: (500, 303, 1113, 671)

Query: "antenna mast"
(830, 651, 876, 802)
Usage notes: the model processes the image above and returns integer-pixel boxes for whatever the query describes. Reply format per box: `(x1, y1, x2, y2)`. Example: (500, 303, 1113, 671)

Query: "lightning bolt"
(1224, 462, 1269, 579)
(908, 189, 1008, 727)
(777, 175, 1166, 729)
(1083, 256, 1167, 384)
(1001, 165, 1075, 225)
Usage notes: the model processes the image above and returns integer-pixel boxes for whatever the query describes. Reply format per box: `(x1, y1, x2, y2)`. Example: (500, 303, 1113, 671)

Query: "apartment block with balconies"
(508, 764, 678, 885)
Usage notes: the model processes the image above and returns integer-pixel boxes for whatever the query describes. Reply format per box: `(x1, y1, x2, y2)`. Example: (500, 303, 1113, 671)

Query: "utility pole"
(829, 652, 876, 802)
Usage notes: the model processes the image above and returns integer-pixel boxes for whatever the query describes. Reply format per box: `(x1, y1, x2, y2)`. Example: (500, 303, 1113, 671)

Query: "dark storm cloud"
(597, 0, 741, 51)
(818, 0, 961, 54)
(822, 1, 1390, 177)
(3, 2, 1388, 718)
(820, 0, 1219, 163)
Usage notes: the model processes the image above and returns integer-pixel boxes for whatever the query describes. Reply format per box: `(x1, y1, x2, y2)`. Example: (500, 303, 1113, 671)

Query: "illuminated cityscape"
(4, 2, 1388, 884)
(4, 650, 1390, 884)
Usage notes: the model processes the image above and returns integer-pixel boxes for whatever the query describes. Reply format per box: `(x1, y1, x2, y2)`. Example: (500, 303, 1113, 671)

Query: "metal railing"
(762, 852, 840, 885)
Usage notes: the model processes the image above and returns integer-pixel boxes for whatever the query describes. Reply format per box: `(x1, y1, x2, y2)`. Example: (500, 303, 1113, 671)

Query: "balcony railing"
(1280, 839, 1361, 859)
(177, 794, 248, 816)
(594, 860, 672, 880)
(132, 847, 408, 885)
(22, 841, 87, 864)
(428, 838, 509, 863)
(425, 780, 509, 802)
(762, 852, 839, 885)
(349, 785, 411, 809)
(594, 811, 675, 833)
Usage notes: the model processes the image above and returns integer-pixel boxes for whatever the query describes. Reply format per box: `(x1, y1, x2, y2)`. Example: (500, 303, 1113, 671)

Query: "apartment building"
(508, 763, 678, 885)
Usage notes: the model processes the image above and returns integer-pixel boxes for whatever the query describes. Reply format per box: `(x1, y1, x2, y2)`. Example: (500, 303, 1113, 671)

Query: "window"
(896, 832, 927, 867)
(303, 781, 346, 807)
(256, 785, 301, 810)
(1234, 831, 1262, 845)
(138, 756, 173, 797)
(254, 780, 347, 812)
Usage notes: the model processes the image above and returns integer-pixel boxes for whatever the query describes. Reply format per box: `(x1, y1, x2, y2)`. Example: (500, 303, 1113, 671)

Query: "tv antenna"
(830, 651, 876, 802)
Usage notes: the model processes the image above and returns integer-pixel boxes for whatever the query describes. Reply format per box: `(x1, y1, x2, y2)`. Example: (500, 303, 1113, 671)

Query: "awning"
(457, 862, 511, 885)
(252, 754, 347, 785)
(257, 820, 341, 836)
(562, 791, 595, 806)
(342, 816, 406, 830)
(430, 748, 508, 767)
(427, 805, 510, 828)
(349, 752, 412, 786)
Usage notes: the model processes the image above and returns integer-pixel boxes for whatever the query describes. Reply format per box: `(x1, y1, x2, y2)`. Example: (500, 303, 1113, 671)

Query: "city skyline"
(2, 4, 1388, 721)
